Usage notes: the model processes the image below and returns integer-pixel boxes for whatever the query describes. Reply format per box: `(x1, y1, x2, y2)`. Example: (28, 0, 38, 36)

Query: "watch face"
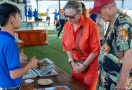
(69, 58, 73, 62)
(69, 60, 72, 62)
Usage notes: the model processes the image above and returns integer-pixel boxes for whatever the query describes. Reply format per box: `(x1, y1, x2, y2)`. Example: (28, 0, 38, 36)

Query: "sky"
(30, 0, 132, 11)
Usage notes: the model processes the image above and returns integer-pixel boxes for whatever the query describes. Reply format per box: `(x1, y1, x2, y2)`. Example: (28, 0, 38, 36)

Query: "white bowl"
(25, 79, 34, 83)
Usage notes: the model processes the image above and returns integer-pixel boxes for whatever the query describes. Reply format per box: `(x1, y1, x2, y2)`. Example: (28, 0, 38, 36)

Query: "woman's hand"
(73, 62, 86, 73)
(71, 61, 78, 68)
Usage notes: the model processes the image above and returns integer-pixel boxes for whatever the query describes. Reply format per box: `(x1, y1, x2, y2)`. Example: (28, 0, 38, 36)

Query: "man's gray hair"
(110, 2, 116, 7)
(64, 0, 82, 14)
(103, 2, 116, 8)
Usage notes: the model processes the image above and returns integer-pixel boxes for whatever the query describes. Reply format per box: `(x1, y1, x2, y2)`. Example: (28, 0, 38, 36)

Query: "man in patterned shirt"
(90, 0, 132, 90)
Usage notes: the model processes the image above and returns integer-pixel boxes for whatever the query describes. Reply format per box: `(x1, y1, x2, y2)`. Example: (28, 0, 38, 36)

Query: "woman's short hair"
(64, 0, 82, 14)
(64, 1, 87, 18)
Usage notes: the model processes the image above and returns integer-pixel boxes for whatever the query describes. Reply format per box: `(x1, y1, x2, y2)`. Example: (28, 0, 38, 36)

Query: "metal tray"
(23, 70, 58, 79)
(31, 58, 55, 76)
(40, 70, 58, 77)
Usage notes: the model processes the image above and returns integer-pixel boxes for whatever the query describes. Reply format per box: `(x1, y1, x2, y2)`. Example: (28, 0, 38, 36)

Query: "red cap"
(90, 0, 114, 14)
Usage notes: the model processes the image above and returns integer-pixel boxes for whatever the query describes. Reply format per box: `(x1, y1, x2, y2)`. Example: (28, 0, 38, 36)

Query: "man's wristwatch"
(68, 58, 74, 63)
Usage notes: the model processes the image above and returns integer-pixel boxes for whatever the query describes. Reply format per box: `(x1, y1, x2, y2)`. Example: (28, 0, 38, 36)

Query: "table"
(21, 66, 86, 90)
(15, 29, 47, 46)
(26, 21, 34, 29)
(16, 39, 24, 53)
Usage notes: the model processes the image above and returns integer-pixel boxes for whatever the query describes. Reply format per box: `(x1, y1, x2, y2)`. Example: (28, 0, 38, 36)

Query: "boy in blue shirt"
(0, 3, 39, 89)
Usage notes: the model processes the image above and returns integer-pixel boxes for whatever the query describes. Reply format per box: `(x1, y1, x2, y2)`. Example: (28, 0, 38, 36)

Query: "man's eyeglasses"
(64, 14, 77, 19)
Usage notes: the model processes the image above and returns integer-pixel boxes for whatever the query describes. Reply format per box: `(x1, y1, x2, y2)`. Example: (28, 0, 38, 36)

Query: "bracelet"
(68, 58, 74, 69)
(82, 63, 87, 68)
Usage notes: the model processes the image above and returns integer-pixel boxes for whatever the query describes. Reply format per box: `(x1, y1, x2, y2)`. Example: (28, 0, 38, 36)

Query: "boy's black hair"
(0, 3, 20, 27)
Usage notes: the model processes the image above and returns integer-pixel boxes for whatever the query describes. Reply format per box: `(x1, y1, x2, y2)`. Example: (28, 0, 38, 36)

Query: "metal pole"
(121, 0, 124, 11)
(37, 0, 38, 12)
(25, 0, 27, 21)
(59, 0, 60, 11)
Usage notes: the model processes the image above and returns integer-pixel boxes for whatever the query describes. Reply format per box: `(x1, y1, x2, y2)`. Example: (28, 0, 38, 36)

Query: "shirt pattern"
(98, 10, 132, 90)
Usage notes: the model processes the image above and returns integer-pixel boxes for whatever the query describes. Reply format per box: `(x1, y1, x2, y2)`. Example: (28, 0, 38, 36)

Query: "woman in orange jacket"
(62, 1, 100, 90)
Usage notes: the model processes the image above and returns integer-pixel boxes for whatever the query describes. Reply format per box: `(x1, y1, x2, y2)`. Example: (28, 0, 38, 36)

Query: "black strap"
(76, 26, 84, 57)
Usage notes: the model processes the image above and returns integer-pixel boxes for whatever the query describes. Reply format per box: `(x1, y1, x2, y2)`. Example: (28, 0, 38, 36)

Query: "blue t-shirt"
(54, 11, 58, 19)
(34, 10, 38, 18)
(0, 31, 22, 88)
(28, 10, 32, 18)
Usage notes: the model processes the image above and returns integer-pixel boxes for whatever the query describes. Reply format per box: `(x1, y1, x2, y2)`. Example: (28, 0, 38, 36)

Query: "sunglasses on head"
(64, 14, 77, 19)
